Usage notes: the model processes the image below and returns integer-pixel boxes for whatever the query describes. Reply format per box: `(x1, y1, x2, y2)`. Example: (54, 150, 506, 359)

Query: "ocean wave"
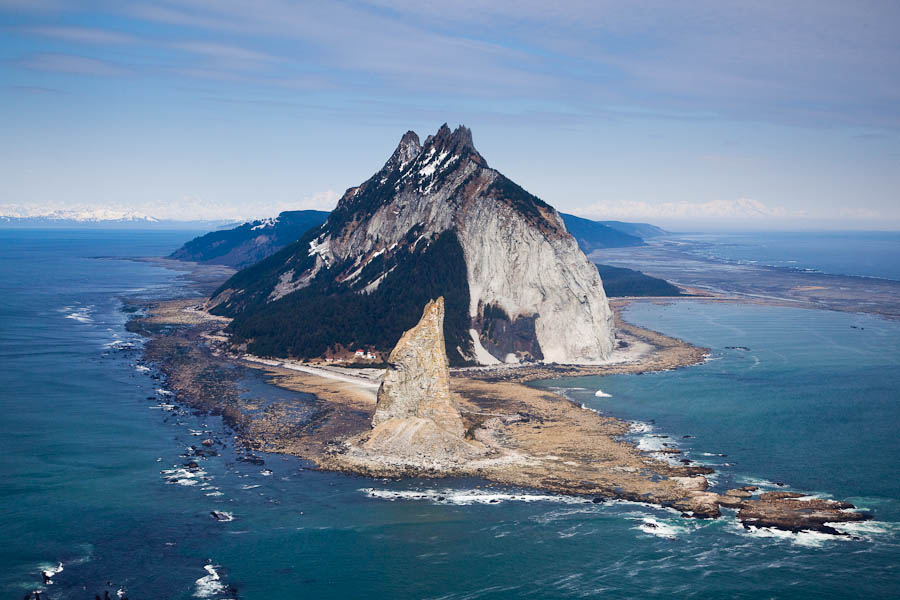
(194, 564, 227, 597)
(210, 511, 234, 522)
(736, 476, 789, 490)
(360, 487, 589, 506)
(736, 523, 847, 548)
(628, 421, 653, 434)
(104, 340, 136, 350)
(63, 305, 94, 323)
(40, 561, 64, 584)
(632, 516, 689, 539)
(827, 520, 899, 539)
(636, 436, 670, 452)
(161, 466, 208, 486)
(594, 389, 612, 398)
(135, 365, 151, 373)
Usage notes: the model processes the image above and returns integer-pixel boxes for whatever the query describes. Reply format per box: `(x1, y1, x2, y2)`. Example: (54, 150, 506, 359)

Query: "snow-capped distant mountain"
(0, 205, 239, 229)
(0, 205, 159, 223)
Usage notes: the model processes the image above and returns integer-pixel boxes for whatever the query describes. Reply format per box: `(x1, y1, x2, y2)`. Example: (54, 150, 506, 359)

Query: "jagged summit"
(423, 123, 478, 157)
(210, 124, 615, 365)
(387, 130, 422, 170)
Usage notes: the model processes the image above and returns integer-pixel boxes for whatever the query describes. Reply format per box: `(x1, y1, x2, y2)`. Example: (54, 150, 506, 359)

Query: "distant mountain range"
(0, 209, 237, 230)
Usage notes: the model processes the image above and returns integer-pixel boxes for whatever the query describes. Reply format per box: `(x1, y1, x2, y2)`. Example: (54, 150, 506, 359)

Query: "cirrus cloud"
(576, 198, 801, 221)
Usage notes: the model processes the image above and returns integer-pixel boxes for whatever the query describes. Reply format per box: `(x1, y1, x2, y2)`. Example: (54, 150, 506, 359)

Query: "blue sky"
(2, 0, 898, 228)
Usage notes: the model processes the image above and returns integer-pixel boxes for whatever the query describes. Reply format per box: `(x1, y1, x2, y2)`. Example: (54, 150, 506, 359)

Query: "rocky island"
(133, 125, 871, 538)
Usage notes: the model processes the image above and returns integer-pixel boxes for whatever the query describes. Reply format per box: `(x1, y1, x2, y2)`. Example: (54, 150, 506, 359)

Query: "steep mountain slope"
(558, 213, 645, 252)
(209, 125, 615, 365)
(169, 210, 329, 268)
(595, 220, 668, 239)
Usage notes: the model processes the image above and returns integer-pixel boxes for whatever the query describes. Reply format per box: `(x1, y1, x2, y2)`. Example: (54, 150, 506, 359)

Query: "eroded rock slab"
(333, 298, 492, 472)
(372, 297, 464, 437)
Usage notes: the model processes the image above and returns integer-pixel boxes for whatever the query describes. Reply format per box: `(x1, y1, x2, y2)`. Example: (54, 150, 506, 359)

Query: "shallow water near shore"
(2, 229, 899, 599)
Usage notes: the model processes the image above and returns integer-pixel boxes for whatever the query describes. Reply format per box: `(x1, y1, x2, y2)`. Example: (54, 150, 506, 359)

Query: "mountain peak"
(387, 130, 422, 169)
(209, 124, 615, 366)
(422, 124, 478, 158)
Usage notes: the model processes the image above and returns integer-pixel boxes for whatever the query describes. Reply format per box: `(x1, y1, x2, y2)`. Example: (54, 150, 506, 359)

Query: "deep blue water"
(675, 230, 900, 281)
(1, 229, 899, 599)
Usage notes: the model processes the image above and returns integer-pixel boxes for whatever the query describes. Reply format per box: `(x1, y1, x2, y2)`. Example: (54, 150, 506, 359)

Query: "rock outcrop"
(372, 297, 464, 437)
(339, 298, 486, 471)
(208, 124, 615, 365)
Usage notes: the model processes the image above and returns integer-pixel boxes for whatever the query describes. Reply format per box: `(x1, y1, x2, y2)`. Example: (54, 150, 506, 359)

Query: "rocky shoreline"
(128, 295, 871, 536)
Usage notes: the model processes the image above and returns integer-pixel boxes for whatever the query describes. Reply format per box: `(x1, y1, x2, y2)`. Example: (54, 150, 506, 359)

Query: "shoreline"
(589, 240, 900, 320)
(128, 290, 870, 534)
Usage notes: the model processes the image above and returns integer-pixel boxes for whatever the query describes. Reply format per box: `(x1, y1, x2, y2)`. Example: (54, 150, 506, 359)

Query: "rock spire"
(372, 297, 464, 437)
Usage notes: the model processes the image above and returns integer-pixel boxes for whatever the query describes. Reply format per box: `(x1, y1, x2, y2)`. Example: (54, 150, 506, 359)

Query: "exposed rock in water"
(736, 492, 869, 534)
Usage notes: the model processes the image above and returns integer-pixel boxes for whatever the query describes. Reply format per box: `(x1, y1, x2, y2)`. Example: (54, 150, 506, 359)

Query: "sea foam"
(361, 487, 589, 506)
(194, 564, 227, 597)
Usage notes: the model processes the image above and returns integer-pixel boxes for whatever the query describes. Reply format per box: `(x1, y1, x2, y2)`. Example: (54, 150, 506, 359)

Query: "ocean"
(673, 230, 900, 281)
(1, 229, 899, 599)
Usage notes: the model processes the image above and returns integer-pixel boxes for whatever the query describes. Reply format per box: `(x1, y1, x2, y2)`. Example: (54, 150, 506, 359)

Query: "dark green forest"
(595, 264, 683, 297)
(223, 231, 474, 365)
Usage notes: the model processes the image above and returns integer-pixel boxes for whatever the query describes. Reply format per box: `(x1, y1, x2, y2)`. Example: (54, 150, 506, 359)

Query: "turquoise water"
(676, 230, 900, 281)
(2, 230, 899, 598)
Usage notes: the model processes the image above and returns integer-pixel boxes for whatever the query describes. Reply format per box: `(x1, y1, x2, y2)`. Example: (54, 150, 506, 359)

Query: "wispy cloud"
(8, 1, 900, 128)
(4, 84, 61, 94)
(22, 25, 137, 44)
(839, 207, 882, 220)
(295, 190, 339, 211)
(17, 53, 127, 76)
(0, 0, 65, 11)
(171, 41, 276, 63)
(576, 198, 801, 221)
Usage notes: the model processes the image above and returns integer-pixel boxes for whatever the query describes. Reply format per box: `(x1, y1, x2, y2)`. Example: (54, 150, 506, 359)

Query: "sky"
(1, 0, 899, 229)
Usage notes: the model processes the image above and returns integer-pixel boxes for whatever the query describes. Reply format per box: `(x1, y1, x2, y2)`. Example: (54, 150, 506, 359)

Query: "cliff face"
(373, 297, 464, 437)
(458, 197, 615, 363)
(209, 124, 615, 364)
